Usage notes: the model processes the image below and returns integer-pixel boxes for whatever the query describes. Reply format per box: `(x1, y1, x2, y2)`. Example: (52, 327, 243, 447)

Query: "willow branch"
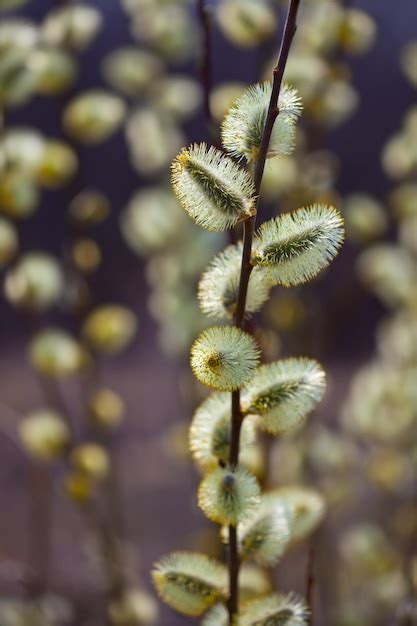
(253, 0, 300, 196)
(227, 1, 301, 622)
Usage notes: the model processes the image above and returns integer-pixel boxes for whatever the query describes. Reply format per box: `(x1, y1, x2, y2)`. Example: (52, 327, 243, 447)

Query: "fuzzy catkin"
(253, 205, 344, 287)
(222, 82, 302, 161)
(172, 143, 255, 231)
(242, 358, 326, 434)
(190, 326, 260, 391)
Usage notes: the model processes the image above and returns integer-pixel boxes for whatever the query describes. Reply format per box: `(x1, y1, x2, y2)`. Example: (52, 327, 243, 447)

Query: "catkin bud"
(29, 328, 89, 378)
(198, 466, 261, 526)
(19, 410, 70, 461)
(71, 443, 110, 480)
(172, 143, 255, 231)
(71, 238, 101, 273)
(88, 388, 125, 430)
(0, 170, 39, 218)
(216, 0, 277, 48)
(68, 189, 110, 225)
(190, 326, 260, 391)
(0, 217, 18, 267)
(240, 593, 308, 626)
(103, 47, 163, 98)
(4, 253, 63, 312)
(82, 304, 137, 354)
(64, 471, 93, 504)
(34, 140, 78, 188)
(30, 48, 77, 95)
(41, 5, 103, 52)
(108, 588, 158, 625)
(242, 358, 327, 435)
(63, 90, 126, 143)
(253, 205, 344, 287)
(152, 552, 227, 617)
(222, 82, 302, 162)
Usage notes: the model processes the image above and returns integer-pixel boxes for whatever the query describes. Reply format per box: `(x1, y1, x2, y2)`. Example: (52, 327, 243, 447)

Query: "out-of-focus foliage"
(0, 3, 155, 625)
(336, 42, 417, 626)
(0, 595, 73, 626)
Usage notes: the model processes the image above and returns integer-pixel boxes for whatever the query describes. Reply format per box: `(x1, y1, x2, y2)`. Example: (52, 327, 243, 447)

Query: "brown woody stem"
(227, 1, 301, 623)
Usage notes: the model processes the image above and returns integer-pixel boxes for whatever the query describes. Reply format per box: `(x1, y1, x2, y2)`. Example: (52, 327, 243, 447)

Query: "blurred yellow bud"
(41, 5, 103, 52)
(298, 150, 340, 194)
(0, 50, 36, 107)
(339, 9, 376, 55)
(88, 388, 125, 430)
(344, 193, 387, 243)
(35, 140, 78, 188)
(64, 471, 93, 504)
(261, 155, 298, 201)
(82, 304, 137, 354)
(216, 0, 276, 48)
(280, 50, 327, 102)
(271, 486, 326, 543)
(401, 41, 417, 88)
(390, 184, 417, 218)
(149, 76, 202, 121)
(210, 83, 246, 123)
(296, 2, 342, 54)
(68, 189, 110, 225)
(4, 252, 63, 311)
(71, 443, 110, 480)
(399, 215, 417, 255)
(71, 238, 101, 273)
(102, 47, 164, 97)
(382, 132, 415, 180)
(125, 108, 184, 176)
(1, 128, 45, 173)
(30, 48, 77, 95)
(264, 293, 306, 332)
(108, 588, 158, 625)
(63, 90, 126, 144)
(29, 328, 89, 378)
(0, 170, 39, 218)
(239, 564, 271, 602)
(0, 18, 37, 51)
(19, 410, 70, 461)
(340, 524, 400, 577)
(0, 217, 18, 267)
(131, 5, 194, 62)
(367, 448, 410, 492)
(120, 188, 185, 256)
(309, 79, 358, 127)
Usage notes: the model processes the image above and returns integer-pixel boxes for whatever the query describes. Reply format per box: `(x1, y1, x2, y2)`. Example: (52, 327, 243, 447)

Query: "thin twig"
(81, 497, 125, 609)
(306, 540, 316, 625)
(227, 1, 301, 622)
(15, 312, 59, 599)
(26, 462, 53, 597)
(197, 0, 213, 127)
(252, 0, 301, 198)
